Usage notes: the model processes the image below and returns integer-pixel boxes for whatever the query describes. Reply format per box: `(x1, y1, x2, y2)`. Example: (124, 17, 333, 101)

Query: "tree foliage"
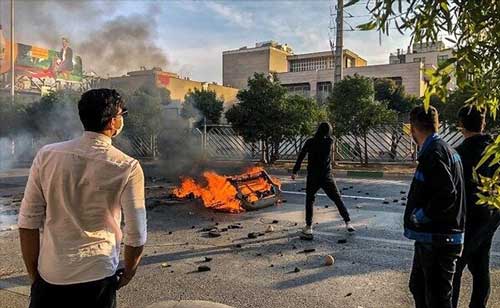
(374, 78, 419, 120)
(182, 88, 224, 126)
(354, 0, 500, 207)
(226, 73, 324, 163)
(0, 96, 28, 138)
(328, 75, 397, 164)
(25, 89, 82, 140)
(120, 85, 170, 138)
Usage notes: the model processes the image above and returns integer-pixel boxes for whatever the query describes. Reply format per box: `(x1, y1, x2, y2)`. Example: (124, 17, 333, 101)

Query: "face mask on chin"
(112, 117, 124, 138)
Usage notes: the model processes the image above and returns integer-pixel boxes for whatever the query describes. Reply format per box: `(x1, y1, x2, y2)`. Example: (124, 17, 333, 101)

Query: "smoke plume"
(0, 0, 169, 76)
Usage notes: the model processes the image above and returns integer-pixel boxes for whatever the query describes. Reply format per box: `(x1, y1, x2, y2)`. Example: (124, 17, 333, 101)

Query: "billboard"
(0, 36, 83, 88)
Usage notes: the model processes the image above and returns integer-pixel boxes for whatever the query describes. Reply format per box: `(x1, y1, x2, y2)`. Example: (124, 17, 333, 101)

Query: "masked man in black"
(292, 122, 355, 238)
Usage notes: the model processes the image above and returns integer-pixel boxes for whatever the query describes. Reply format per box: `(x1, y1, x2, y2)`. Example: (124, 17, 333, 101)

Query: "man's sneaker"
(346, 222, 356, 232)
(302, 225, 313, 236)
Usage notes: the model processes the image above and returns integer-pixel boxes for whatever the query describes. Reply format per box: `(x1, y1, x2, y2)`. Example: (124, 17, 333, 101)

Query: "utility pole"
(334, 0, 343, 83)
(10, 0, 15, 103)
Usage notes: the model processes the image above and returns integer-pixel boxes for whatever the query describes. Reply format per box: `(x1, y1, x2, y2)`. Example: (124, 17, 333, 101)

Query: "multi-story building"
(222, 40, 440, 100)
(98, 67, 239, 116)
(389, 41, 454, 67)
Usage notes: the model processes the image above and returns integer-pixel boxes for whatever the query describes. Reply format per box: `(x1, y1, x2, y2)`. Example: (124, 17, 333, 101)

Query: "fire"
(173, 167, 281, 213)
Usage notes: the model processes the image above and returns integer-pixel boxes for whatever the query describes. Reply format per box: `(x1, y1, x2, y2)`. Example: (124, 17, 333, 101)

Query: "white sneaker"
(302, 225, 313, 236)
(346, 222, 356, 232)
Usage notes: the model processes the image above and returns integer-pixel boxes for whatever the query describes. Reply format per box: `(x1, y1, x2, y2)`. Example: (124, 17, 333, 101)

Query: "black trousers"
(305, 174, 350, 226)
(452, 234, 494, 308)
(410, 242, 463, 308)
(29, 274, 118, 308)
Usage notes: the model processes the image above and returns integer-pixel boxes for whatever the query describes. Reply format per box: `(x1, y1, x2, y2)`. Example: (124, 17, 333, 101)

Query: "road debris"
(299, 248, 316, 253)
(198, 265, 211, 272)
(324, 255, 335, 266)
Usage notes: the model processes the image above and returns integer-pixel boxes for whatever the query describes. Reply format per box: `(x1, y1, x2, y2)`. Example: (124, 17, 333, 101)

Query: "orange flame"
(173, 167, 281, 213)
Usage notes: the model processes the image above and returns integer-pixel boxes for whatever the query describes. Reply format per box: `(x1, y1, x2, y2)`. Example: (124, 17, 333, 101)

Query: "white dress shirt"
(18, 132, 147, 285)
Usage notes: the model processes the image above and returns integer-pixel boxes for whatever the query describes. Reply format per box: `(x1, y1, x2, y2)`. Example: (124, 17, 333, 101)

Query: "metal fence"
(0, 124, 465, 168)
(200, 124, 464, 163)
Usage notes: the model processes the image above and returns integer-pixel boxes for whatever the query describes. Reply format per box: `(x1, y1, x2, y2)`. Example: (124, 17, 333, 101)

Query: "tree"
(182, 88, 224, 126)
(353, 0, 500, 206)
(374, 78, 417, 119)
(25, 89, 81, 140)
(121, 85, 170, 138)
(0, 97, 28, 138)
(328, 75, 396, 164)
(374, 78, 420, 159)
(226, 73, 324, 163)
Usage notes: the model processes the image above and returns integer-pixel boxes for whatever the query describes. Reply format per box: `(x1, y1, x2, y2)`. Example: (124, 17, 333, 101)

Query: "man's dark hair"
(78, 88, 124, 132)
(458, 105, 485, 133)
(410, 105, 439, 133)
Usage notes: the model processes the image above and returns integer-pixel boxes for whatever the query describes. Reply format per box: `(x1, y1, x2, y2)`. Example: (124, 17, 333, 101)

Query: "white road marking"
(282, 190, 386, 201)
(314, 230, 500, 258)
(0, 279, 29, 296)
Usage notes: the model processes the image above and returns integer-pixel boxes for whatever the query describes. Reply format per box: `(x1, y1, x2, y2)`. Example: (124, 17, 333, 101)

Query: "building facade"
(222, 41, 450, 99)
(98, 68, 239, 114)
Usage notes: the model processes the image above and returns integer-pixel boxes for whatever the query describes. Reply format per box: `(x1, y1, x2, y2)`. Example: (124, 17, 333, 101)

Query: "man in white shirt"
(18, 88, 147, 308)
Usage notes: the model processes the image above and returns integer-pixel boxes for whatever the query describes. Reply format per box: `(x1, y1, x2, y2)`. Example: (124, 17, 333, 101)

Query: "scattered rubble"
(208, 230, 221, 238)
(248, 232, 259, 239)
(324, 255, 335, 266)
(299, 248, 316, 254)
(197, 265, 211, 272)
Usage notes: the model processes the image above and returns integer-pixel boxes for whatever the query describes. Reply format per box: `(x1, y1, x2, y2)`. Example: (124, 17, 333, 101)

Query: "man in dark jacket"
(405, 106, 465, 308)
(291, 122, 354, 238)
(452, 106, 500, 308)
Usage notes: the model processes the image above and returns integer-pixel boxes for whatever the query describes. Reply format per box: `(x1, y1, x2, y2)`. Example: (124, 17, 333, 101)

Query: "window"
(283, 83, 310, 96)
(289, 57, 335, 72)
(437, 54, 449, 66)
(316, 82, 332, 104)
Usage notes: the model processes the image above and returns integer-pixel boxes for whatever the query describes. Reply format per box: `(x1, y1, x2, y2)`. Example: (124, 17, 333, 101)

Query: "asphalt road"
(1, 174, 499, 308)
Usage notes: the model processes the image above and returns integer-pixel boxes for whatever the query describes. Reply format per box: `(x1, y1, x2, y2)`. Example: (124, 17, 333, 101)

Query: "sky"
(0, 0, 414, 83)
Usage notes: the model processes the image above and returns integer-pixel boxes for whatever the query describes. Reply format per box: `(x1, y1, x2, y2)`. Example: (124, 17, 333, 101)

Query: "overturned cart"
(228, 169, 282, 211)
(172, 167, 282, 213)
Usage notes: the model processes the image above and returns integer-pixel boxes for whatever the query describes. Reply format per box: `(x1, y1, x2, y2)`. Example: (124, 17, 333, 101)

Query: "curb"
(267, 168, 414, 179)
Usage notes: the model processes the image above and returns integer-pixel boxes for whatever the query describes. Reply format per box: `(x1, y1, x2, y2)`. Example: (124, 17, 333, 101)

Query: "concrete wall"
(98, 71, 239, 106)
(268, 48, 289, 74)
(346, 62, 425, 97)
(223, 48, 271, 89)
(277, 61, 425, 97)
(405, 48, 453, 67)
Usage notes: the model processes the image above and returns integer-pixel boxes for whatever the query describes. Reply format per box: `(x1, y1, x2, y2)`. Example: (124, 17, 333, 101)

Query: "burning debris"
(173, 167, 281, 213)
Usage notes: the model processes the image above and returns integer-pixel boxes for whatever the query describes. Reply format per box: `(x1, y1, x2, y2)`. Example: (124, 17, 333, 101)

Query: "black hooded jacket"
(293, 123, 334, 177)
(455, 134, 500, 238)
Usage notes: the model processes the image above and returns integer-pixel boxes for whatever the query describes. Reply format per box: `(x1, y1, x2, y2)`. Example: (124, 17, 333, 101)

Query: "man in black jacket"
(452, 106, 500, 308)
(405, 106, 465, 308)
(291, 122, 354, 238)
